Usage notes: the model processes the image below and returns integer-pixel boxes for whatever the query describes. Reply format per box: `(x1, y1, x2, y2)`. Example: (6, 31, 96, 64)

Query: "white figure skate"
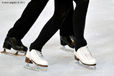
(74, 46, 96, 66)
(24, 49, 48, 71)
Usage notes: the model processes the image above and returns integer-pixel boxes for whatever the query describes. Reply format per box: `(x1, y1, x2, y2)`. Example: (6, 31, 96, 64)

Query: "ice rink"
(0, 0, 114, 76)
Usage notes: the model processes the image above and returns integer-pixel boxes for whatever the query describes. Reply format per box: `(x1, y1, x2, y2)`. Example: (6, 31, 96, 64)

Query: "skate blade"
(76, 61, 96, 70)
(24, 63, 48, 72)
(0, 49, 25, 56)
(74, 55, 96, 69)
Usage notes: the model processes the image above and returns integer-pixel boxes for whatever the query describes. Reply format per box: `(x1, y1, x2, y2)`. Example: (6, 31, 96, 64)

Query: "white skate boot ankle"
(74, 46, 96, 66)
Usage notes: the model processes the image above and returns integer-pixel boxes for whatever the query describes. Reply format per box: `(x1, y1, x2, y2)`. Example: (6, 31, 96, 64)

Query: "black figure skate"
(1, 37, 27, 56)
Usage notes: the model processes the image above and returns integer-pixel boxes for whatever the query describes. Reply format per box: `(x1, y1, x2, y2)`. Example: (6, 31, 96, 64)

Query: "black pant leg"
(30, 0, 72, 51)
(60, 2, 74, 36)
(73, 0, 89, 50)
(7, 0, 49, 40)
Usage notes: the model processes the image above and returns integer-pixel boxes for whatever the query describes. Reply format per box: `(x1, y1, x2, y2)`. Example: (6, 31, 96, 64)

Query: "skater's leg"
(25, 0, 72, 67)
(30, 0, 72, 51)
(73, 0, 88, 50)
(7, 0, 49, 40)
(73, 0, 96, 66)
(2, 0, 49, 52)
(60, 2, 74, 36)
(59, 1, 75, 48)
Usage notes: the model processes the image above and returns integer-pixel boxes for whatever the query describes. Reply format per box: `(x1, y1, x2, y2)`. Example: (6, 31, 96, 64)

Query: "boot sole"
(74, 55, 96, 66)
(1, 49, 26, 56)
(25, 57, 48, 67)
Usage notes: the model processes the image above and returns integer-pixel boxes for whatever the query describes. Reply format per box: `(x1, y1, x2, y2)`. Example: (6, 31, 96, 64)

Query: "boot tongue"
(36, 51, 43, 57)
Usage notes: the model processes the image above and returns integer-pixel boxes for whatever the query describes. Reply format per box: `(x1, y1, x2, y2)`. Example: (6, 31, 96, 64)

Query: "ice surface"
(0, 0, 114, 76)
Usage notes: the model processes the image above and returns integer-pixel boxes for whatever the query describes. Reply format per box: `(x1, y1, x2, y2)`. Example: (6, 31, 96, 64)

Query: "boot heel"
(3, 42, 11, 50)
(74, 55, 79, 61)
(61, 40, 66, 46)
(25, 57, 33, 64)
(1, 49, 6, 53)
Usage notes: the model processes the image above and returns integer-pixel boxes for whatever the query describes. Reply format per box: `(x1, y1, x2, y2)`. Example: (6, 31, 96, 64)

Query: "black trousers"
(30, 0, 89, 51)
(7, 0, 74, 40)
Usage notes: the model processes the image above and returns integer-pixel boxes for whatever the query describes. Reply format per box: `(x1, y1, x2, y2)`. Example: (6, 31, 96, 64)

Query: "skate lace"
(81, 46, 94, 60)
(35, 51, 44, 58)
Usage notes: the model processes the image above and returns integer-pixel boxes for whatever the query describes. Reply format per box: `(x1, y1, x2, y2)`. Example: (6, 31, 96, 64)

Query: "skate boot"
(74, 46, 96, 66)
(24, 49, 48, 71)
(60, 36, 75, 48)
(1, 37, 27, 56)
